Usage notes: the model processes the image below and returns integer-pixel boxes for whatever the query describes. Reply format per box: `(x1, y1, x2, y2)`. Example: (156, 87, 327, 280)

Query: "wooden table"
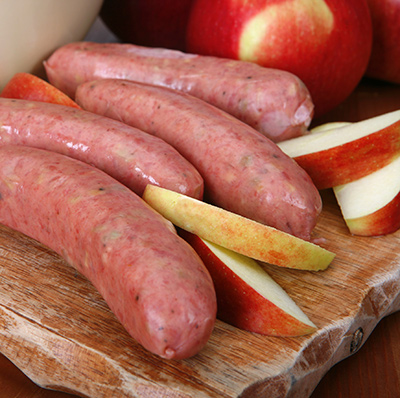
(0, 75, 399, 397)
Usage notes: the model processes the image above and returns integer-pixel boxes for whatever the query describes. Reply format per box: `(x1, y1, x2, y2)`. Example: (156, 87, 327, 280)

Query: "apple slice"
(311, 120, 400, 236)
(278, 110, 400, 189)
(310, 121, 351, 133)
(0, 72, 81, 109)
(333, 156, 400, 236)
(181, 231, 317, 336)
(142, 185, 335, 271)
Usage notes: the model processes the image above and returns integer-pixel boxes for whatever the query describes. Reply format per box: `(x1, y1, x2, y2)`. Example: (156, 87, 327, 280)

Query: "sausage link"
(44, 41, 314, 142)
(0, 98, 203, 199)
(76, 79, 322, 240)
(0, 146, 216, 359)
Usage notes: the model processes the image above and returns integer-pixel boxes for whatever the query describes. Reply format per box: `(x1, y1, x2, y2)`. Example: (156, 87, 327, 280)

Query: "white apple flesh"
(278, 110, 400, 189)
(142, 185, 335, 271)
(310, 122, 351, 133)
(333, 156, 400, 236)
(310, 119, 400, 236)
(182, 231, 317, 336)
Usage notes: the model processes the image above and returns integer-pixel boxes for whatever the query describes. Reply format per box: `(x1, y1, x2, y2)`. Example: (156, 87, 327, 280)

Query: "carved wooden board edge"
(0, 189, 399, 398)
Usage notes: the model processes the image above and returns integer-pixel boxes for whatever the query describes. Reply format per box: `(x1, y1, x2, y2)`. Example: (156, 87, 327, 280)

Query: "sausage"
(0, 146, 216, 359)
(44, 41, 314, 142)
(75, 79, 322, 240)
(0, 98, 203, 199)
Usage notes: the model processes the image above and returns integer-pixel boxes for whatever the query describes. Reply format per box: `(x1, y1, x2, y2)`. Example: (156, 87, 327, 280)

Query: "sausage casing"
(44, 41, 314, 142)
(76, 79, 322, 240)
(0, 98, 203, 199)
(0, 146, 216, 359)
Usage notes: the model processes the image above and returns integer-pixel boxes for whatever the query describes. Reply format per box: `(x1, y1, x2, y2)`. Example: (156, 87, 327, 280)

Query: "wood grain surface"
(0, 77, 400, 398)
(1, 310, 400, 398)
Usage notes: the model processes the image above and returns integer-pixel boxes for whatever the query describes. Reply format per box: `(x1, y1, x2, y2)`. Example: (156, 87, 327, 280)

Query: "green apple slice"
(143, 185, 335, 271)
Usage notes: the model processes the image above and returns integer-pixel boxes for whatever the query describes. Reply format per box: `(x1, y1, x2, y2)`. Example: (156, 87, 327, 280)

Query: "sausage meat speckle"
(0, 98, 204, 199)
(44, 41, 314, 142)
(76, 79, 322, 240)
(0, 146, 216, 360)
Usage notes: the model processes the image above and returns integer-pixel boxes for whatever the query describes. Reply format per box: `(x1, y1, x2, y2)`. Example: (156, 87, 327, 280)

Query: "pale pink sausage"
(0, 146, 216, 359)
(76, 79, 322, 240)
(0, 98, 203, 199)
(44, 41, 314, 142)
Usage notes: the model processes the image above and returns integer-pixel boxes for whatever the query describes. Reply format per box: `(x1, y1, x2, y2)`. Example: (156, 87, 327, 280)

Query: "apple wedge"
(333, 156, 400, 236)
(310, 122, 351, 133)
(181, 231, 317, 336)
(142, 185, 335, 271)
(278, 110, 400, 189)
(311, 120, 400, 236)
(0, 72, 81, 109)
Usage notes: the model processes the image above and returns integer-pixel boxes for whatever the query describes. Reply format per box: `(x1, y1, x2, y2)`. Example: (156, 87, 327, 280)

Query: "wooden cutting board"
(0, 190, 399, 398)
(1, 78, 400, 398)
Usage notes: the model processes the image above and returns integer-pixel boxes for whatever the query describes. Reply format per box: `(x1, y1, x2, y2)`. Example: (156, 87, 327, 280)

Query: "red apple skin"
(293, 121, 400, 190)
(100, 0, 193, 50)
(186, 0, 372, 117)
(0, 73, 81, 109)
(365, 0, 400, 83)
(346, 191, 400, 236)
(180, 230, 315, 336)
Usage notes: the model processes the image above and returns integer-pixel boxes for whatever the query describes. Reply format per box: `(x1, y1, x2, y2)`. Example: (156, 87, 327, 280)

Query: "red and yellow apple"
(100, 0, 193, 50)
(186, 0, 372, 117)
(365, 0, 400, 83)
(0, 73, 81, 109)
(142, 184, 335, 271)
(181, 231, 317, 336)
(277, 110, 400, 189)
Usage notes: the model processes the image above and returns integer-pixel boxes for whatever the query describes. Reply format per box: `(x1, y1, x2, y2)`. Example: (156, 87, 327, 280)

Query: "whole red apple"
(100, 0, 193, 50)
(186, 0, 373, 117)
(365, 0, 400, 83)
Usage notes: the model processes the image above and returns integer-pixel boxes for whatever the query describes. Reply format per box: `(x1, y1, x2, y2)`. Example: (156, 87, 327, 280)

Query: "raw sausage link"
(44, 41, 314, 142)
(0, 98, 203, 199)
(76, 79, 322, 240)
(0, 146, 216, 359)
